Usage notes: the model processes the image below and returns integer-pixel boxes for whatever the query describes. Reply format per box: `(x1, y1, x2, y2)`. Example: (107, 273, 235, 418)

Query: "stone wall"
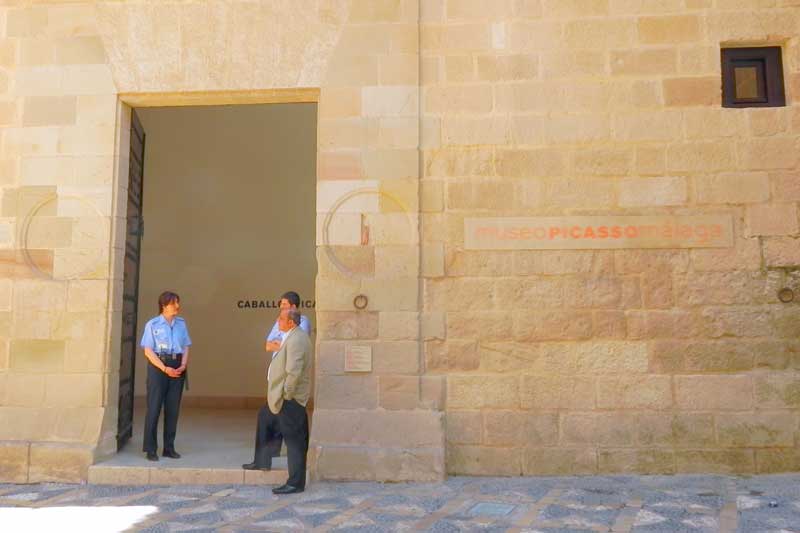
(420, 0, 800, 475)
(0, 0, 798, 483)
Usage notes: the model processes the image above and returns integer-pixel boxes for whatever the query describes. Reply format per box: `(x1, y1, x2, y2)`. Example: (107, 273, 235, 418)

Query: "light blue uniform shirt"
(140, 315, 192, 354)
(265, 315, 311, 343)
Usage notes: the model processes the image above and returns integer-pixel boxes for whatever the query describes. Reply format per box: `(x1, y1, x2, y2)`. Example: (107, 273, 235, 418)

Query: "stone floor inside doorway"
(2, 474, 800, 532)
(89, 408, 288, 485)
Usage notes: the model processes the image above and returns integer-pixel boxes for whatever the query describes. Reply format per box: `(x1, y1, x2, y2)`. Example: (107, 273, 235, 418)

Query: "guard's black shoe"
(146, 452, 159, 461)
(272, 484, 303, 495)
(242, 462, 271, 471)
(162, 450, 181, 459)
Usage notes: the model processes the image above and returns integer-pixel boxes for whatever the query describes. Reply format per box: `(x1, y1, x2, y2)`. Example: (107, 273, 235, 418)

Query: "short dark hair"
(287, 309, 302, 327)
(158, 291, 180, 313)
(281, 291, 301, 307)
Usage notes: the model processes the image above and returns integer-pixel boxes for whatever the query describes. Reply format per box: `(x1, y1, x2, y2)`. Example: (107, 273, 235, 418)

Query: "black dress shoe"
(272, 484, 303, 495)
(146, 452, 159, 461)
(242, 462, 271, 471)
(162, 450, 181, 459)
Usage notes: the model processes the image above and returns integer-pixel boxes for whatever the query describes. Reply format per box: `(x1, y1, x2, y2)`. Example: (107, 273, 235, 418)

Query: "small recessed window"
(722, 47, 785, 108)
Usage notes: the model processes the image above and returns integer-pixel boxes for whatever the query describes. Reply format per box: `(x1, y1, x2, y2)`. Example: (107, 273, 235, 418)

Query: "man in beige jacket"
(256, 309, 312, 494)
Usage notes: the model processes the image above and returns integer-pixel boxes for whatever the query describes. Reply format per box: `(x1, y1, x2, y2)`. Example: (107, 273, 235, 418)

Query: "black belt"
(157, 353, 183, 361)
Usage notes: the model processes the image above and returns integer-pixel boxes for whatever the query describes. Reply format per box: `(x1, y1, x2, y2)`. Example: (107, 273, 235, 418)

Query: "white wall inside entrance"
(133, 104, 317, 399)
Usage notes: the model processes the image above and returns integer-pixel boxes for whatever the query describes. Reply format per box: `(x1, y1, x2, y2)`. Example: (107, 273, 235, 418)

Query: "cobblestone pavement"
(2, 475, 800, 532)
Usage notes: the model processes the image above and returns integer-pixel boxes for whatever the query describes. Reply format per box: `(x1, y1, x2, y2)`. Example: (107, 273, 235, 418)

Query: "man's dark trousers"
(252, 405, 282, 467)
(278, 399, 309, 488)
(143, 360, 184, 454)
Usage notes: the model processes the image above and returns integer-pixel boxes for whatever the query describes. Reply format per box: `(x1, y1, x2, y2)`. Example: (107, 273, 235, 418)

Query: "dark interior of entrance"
(116, 103, 317, 456)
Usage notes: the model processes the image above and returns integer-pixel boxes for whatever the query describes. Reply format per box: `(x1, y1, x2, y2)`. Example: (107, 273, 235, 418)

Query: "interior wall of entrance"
(133, 104, 317, 401)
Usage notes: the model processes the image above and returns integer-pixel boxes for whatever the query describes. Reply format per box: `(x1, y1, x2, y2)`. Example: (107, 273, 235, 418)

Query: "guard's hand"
(165, 367, 179, 378)
(176, 366, 186, 375)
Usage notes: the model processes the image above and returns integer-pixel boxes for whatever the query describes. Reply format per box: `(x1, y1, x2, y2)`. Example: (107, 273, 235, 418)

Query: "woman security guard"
(140, 291, 191, 461)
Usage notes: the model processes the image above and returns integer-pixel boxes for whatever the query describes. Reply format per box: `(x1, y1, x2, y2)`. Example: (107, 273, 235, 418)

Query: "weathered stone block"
(764, 237, 800, 267)
(663, 77, 720, 106)
(425, 340, 478, 372)
(521, 375, 595, 409)
(596, 375, 672, 409)
(668, 143, 735, 173)
(562, 413, 636, 446)
(378, 312, 419, 340)
(312, 409, 444, 448)
(476, 54, 537, 82)
(316, 445, 444, 482)
(756, 449, 800, 474)
(28, 442, 92, 483)
(445, 250, 514, 277)
(447, 312, 512, 340)
(446, 410, 481, 444)
(316, 311, 378, 340)
(372, 341, 419, 375)
(754, 372, 800, 408)
(691, 238, 762, 272)
(611, 49, 677, 75)
(599, 449, 676, 475)
(447, 444, 522, 476)
(675, 450, 755, 474)
(425, 85, 492, 113)
(514, 311, 592, 341)
(484, 411, 558, 447)
(717, 412, 795, 447)
(44, 373, 103, 408)
(524, 448, 597, 475)
(477, 342, 537, 374)
(618, 176, 686, 207)
(639, 15, 701, 43)
(420, 375, 444, 410)
(695, 172, 770, 204)
(447, 375, 519, 409)
(593, 310, 626, 339)
(315, 375, 378, 409)
(320, 88, 361, 119)
(425, 147, 493, 178)
(675, 375, 753, 410)
(0, 441, 29, 483)
(23, 96, 77, 127)
(420, 311, 445, 340)
(4, 373, 46, 407)
(9, 339, 64, 372)
(636, 413, 716, 448)
(740, 137, 799, 170)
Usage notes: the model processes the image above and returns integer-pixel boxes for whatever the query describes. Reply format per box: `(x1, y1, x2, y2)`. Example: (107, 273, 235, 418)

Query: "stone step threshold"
(88, 465, 288, 485)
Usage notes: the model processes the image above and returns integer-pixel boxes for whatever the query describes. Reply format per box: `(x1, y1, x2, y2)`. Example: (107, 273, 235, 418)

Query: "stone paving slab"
(2, 475, 800, 532)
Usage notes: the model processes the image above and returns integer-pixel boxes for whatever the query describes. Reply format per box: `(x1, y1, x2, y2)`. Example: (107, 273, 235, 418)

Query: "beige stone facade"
(0, 0, 799, 482)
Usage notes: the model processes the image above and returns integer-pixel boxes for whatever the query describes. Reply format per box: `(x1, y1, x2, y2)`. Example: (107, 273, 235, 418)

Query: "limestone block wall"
(421, 0, 800, 475)
(0, 0, 444, 483)
(1, 0, 799, 483)
(0, 1, 122, 483)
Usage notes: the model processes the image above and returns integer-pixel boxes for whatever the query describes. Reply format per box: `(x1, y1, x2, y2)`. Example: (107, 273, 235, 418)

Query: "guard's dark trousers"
(143, 359, 184, 454)
(278, 399, 309, 488)
(252, 405, 283, 467)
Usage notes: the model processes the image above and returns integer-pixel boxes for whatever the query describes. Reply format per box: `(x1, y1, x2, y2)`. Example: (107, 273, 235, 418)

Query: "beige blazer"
(267, 326, 312, 415)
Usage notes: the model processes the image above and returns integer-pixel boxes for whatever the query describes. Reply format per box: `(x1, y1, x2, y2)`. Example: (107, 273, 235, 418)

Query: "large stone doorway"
(93, 98, 317, 484)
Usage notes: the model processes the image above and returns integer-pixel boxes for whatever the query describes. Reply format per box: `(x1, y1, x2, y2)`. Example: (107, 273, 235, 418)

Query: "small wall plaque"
(345, 345, 372, 372)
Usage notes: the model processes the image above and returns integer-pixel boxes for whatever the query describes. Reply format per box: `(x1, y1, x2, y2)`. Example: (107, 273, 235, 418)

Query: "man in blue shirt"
(244, 291, 312, 471)
(264, 291, 311, 351)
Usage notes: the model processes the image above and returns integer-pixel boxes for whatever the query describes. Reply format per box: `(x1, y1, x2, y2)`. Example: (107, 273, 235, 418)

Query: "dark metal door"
(117, 110, 146, 450)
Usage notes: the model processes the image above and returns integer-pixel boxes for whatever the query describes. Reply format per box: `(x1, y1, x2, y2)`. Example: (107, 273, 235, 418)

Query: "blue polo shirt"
(140, 315, 192, 354)
(265, 315, 311, 343)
